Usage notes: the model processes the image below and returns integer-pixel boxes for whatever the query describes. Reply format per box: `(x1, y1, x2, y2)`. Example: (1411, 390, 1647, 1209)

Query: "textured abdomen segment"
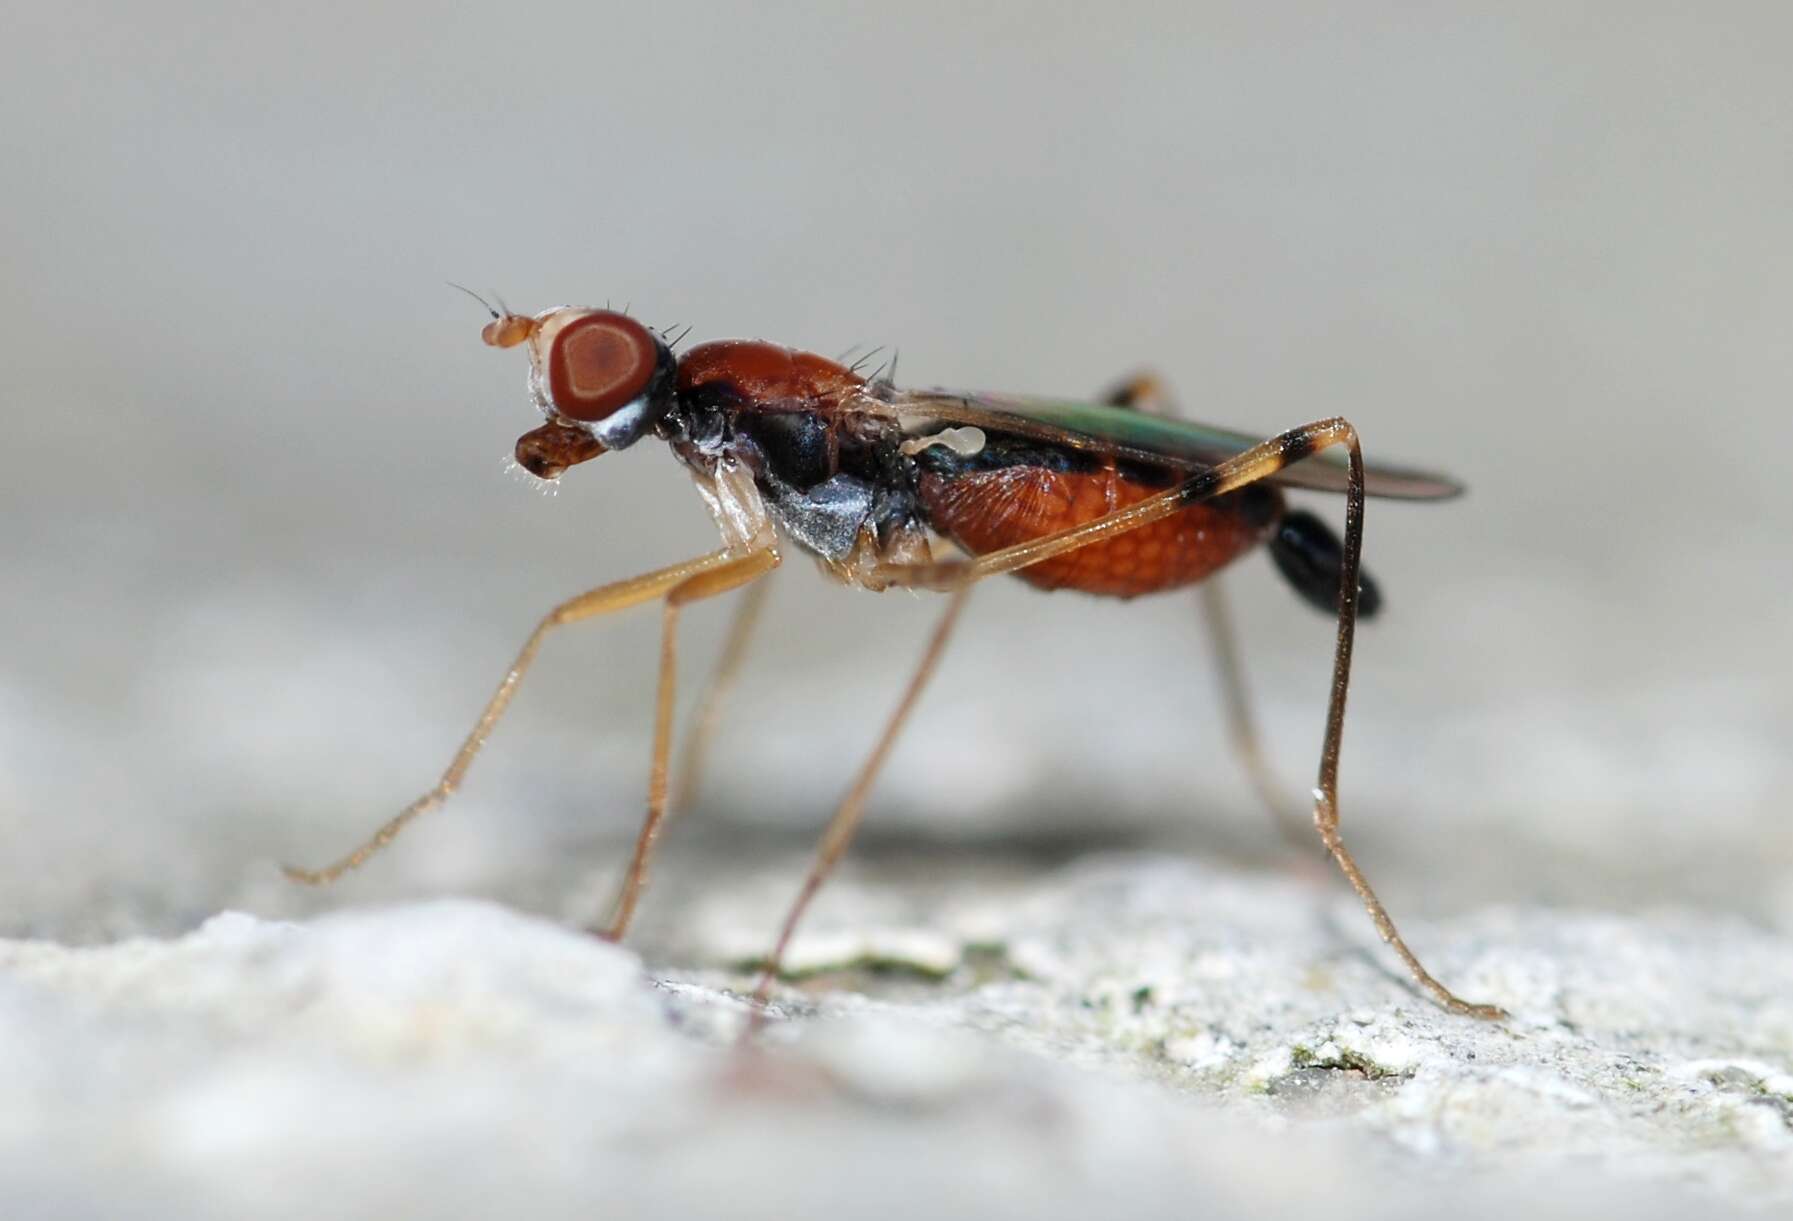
(917, 463, 1274, 598)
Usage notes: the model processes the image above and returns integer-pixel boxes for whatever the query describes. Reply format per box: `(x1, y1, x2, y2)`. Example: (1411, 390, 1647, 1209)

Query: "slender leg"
(282, 548, 744, 885)
(668, 576, 774, 820)
(876, 423, 1353, 591)
(748, 585, 971, 1011)
(758, 419, 1502, 1019)
(1102, 371, 1175, 416)
(1200, 580, 1315, 853)
(1297, 432, 1499, 1016)
(598, 548, 781, 940)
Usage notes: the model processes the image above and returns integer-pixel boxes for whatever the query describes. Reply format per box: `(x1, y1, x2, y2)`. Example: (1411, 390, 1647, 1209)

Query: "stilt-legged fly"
(283, 300, 1504, 1020)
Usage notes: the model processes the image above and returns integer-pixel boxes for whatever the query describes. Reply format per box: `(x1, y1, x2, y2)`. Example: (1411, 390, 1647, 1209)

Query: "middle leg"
(748, 584, 971, 1008)
(1200, 579, 1315, 854)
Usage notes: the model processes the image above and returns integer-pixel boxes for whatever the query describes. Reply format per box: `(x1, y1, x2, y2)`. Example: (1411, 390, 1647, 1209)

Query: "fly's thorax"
(674, 340, 866, 412)
(737, 410, 838, 488)
(664, 363, 933, 585)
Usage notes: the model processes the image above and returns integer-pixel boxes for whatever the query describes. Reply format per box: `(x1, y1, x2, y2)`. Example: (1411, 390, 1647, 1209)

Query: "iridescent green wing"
(879, 389, 1463, 501)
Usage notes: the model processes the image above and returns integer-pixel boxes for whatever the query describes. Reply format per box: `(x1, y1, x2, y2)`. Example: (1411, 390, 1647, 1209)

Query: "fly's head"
(459, 290, 678, 480)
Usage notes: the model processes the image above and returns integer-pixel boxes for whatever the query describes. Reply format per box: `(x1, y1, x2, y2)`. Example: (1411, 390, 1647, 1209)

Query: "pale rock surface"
(3, 854, 1789, 1220)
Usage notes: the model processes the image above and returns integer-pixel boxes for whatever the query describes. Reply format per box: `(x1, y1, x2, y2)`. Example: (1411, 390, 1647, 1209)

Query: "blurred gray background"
(2, 2, 1789, 939)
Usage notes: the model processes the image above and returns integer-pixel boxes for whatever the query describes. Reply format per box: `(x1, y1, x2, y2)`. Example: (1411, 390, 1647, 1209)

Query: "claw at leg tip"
(1452, 998, 1508, 1021)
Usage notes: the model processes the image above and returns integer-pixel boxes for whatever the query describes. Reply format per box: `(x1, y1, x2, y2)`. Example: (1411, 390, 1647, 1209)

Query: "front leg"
(597, 546, 781, 941)
(282, 549, 742, 886)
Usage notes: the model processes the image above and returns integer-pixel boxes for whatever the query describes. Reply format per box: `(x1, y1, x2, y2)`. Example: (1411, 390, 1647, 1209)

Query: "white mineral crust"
(3, 854, 1789, 1220)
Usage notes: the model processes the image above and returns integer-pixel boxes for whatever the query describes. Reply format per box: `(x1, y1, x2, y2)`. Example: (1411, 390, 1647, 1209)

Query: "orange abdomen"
(917, 462, 1274, 598)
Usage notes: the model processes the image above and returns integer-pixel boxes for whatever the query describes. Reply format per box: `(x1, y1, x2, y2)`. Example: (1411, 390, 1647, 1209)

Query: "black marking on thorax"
(670, 386, 928, 563)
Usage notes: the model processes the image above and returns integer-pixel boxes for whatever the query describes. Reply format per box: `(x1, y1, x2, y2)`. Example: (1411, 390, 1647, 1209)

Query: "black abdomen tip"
(1268, 509, 1383, 619)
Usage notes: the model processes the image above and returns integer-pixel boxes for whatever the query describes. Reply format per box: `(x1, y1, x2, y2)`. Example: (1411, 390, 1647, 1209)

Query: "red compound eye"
(548, 312, 659, 422)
